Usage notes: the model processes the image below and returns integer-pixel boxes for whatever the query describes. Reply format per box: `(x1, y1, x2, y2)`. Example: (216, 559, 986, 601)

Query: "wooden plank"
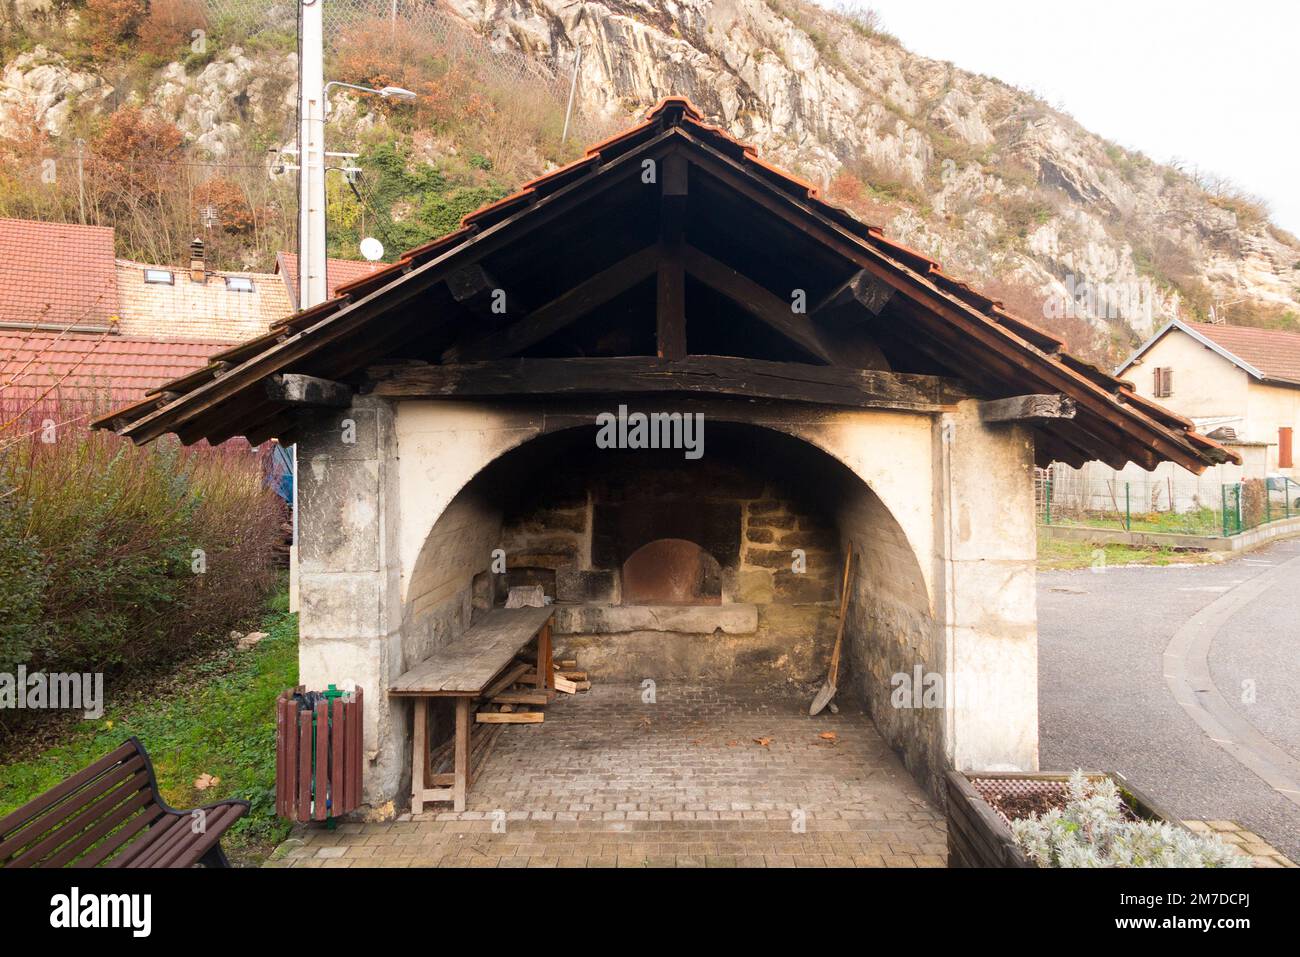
(313, 701, 328, 821)
(454, 698, 470, 812)
(445, 246, 661, 363)
(490, 691, 550, 705)
(475, 711, 545, 724)
(369, 356, 971, 412)
(331, 698, 345, 817)
(349, 689, 363, 810)
(481, 662, 531, 701)
(979, 393, 1076, 423)
(657, 153, 688, 360)
(264, 373, 352, 408)
(296, 709, 312, 822)
(411, 697, 427, 815)
(389, 607, 555, 695)
(682, 245, 832, 364)
(552, 674, 579, 695)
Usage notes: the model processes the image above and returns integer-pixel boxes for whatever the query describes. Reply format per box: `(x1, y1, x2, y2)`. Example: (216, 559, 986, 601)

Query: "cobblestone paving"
(269, 683, 946, 868)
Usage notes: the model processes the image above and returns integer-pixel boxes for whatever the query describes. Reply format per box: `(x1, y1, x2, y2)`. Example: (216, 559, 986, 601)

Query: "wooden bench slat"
(77, 804, 166, 868)
(38, 790, 157, 870)
(8, 774, 153, 868)
(127, 814, 195, 869)
(152, 803, 240, 869)
(0, 741, 138, 840)
(0, 755, 147, 862)
(108, 812, 185, 868)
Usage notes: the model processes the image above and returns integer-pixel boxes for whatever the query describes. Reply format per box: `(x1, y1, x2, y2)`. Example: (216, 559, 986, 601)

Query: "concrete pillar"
(935, 400, 1039, 773)
(295, 397, 405, 812)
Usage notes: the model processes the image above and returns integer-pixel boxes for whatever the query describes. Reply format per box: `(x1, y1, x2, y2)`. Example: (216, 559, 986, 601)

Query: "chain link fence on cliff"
(202, 0, 612, 143)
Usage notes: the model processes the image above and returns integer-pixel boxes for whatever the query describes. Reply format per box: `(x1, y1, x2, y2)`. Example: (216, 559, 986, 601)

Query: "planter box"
(946, 770, 1182, 868)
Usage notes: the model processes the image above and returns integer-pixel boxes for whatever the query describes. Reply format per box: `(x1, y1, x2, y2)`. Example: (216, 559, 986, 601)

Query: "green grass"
(1036, 531, 1218, 571)
(0, 586, 298, 865)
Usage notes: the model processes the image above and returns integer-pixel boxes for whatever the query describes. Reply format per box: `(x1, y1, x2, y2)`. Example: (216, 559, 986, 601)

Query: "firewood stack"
(474, 654, 592, 724)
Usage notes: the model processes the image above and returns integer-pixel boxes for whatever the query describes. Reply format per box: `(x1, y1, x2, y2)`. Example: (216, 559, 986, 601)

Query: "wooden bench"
(0, 738, 249, 868)
(390, 606, 555, 812)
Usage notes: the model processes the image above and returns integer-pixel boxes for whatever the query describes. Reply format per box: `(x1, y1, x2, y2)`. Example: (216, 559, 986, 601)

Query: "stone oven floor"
(269, 683, 946, 868)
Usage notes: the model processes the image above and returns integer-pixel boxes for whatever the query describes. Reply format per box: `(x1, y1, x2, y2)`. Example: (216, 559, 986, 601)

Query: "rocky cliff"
(2, 0, 1296, 360)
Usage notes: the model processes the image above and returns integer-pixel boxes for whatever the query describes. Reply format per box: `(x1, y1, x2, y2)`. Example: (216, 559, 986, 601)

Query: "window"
(1153, 366, 1174, 398)
(143, 268, 173, 285)
(224, 276, 255, 293)
(1281, 427, 1294, 470)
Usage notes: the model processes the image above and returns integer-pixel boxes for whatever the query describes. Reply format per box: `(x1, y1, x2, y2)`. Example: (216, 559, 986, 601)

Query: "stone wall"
(496, 438, 841, 682)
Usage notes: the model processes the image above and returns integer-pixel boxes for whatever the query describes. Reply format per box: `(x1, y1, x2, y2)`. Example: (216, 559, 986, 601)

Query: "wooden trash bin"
(276, 685, 364, 823)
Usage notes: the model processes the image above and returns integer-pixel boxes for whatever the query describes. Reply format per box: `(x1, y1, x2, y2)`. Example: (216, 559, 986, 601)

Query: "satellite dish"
(359, 237, 384, 261)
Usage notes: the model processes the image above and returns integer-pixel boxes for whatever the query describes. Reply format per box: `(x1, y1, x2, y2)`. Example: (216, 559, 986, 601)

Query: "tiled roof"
(0, 218, 118, 329)
(276, 252, 388, 309)
(97, 98, 1239, 471)
(115, 259, 292, 343)
(1, 332, 227, 417)
(1180, 321, 1300, 387)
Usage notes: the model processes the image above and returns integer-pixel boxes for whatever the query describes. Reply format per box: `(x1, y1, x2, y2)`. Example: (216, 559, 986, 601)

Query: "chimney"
(189, 238, 206, 283)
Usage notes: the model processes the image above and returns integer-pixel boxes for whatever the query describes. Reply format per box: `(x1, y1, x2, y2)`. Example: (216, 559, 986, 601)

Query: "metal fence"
(1037, 465, 1300, 538)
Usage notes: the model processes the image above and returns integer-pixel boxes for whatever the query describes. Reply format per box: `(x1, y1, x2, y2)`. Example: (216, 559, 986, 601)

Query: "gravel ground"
(1038, 538, 1300, 860)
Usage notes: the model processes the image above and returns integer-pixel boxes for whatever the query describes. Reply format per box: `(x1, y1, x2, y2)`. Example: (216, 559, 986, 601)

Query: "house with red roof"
(1118, 318, 1300, 476)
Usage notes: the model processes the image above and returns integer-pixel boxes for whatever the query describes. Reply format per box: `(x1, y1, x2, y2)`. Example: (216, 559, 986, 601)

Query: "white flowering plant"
(1009, 770, 1252, 868)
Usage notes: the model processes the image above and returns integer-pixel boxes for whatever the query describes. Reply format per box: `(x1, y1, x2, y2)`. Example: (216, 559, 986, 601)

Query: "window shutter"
(1280, 427, 1294, 470)
(1163, 367, 1173, 397)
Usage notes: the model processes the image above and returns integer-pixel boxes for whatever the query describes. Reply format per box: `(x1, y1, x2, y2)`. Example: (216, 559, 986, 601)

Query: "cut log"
(553, 674, 579, 694)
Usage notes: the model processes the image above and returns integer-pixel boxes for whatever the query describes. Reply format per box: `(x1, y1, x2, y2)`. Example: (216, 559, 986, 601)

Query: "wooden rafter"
(443, 246, 660, 363)
(367, 356, 972, 411)
(681, 245, 833, 364)
(656, 153, 688, 360)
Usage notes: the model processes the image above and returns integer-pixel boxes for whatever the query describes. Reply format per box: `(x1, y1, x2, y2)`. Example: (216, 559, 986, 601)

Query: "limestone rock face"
(0, 46, 112, 138)
(441, 0, 1300, 338)
(152, 48, 298, 158)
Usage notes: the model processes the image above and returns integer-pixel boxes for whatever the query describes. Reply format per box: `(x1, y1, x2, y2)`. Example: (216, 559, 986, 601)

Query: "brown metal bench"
(0, 737, 249, 868)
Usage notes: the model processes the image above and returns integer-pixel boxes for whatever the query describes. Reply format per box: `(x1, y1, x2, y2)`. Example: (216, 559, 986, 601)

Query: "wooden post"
(453, 697, 470, 812)
(411, 697, 427, 814)
(656, 153, 688, 360)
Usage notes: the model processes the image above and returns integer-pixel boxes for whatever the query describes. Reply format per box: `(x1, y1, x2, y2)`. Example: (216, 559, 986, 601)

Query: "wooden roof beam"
(367, 356, 972, 412)
(444, 246, 660, 363)
(681, 245, 833, 365)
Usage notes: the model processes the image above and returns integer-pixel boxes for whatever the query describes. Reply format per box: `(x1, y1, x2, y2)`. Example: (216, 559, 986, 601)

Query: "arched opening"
(401, 419, 941, 792)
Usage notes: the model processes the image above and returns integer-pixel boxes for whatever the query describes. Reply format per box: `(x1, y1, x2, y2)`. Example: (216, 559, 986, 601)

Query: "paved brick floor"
(269, 683, 946, 868)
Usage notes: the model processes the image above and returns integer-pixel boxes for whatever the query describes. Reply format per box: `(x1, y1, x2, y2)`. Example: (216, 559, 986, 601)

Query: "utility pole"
(297, 0, 327, 310)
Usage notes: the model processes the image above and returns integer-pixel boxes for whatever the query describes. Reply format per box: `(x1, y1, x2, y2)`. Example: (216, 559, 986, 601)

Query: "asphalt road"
(1038, 538, 1300, 860)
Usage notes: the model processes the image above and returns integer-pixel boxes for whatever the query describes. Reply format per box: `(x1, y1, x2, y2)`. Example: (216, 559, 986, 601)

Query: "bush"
(0, 402, 284, 711)
(1010, 770, 1250, 868)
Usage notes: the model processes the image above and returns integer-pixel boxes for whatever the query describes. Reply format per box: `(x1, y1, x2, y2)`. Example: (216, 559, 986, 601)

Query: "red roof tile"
(1180, 321, 1300, 386)
(1, 332, 227, 421)
(0, 218, 118, 329)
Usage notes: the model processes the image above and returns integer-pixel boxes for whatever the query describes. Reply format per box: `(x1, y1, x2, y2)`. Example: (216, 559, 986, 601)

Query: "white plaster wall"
(394, 400, 939, 608)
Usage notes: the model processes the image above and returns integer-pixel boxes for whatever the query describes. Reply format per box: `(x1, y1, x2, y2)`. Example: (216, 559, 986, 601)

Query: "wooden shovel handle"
(827, 548, 854, 681)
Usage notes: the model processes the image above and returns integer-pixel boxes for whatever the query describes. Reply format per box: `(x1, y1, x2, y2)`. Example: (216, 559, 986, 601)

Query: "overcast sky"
(812, 0, 1299, 235)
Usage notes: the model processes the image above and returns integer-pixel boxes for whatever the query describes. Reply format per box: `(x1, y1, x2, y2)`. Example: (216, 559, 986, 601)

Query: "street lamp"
(323, 81, 418, 114)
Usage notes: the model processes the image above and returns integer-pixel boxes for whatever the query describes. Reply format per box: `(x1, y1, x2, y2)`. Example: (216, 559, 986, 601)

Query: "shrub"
(0, 399, 284, 731)
(1010, 770, 1250, 867)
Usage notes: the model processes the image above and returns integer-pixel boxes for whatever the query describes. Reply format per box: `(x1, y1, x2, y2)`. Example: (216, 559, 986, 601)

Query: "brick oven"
(99, 99, 1237, 814)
